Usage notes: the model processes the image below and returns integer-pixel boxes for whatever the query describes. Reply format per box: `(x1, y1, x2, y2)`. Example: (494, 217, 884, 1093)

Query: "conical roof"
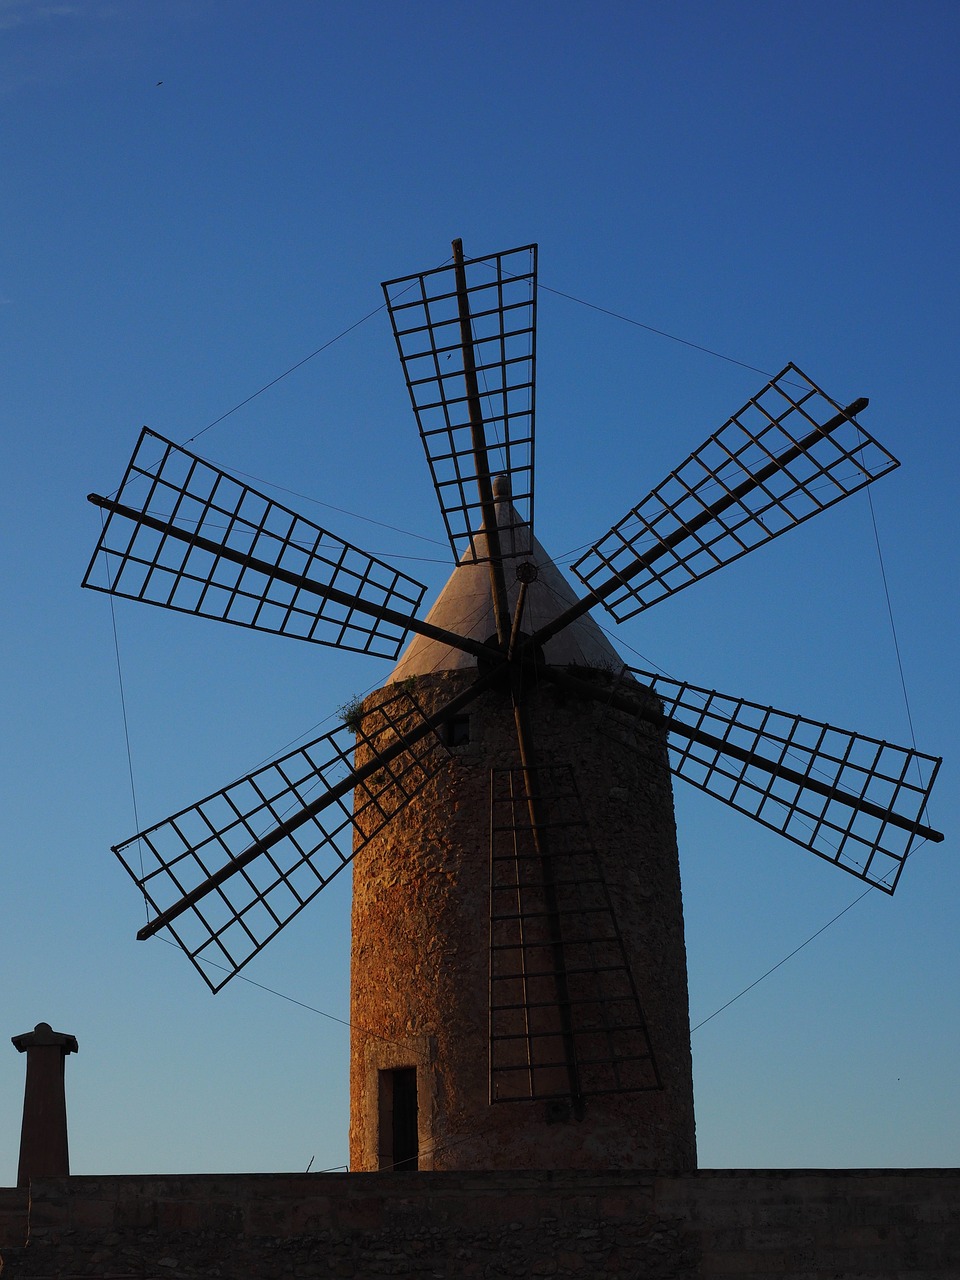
(389, 480, 623, 682)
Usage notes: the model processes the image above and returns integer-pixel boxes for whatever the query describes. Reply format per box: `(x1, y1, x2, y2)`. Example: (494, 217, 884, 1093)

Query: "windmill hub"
(476, 631, 544, 688)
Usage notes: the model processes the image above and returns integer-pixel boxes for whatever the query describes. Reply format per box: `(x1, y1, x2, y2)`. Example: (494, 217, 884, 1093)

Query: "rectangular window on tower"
(378, 1067, 418, 1171)
(444, 713, 471, 749)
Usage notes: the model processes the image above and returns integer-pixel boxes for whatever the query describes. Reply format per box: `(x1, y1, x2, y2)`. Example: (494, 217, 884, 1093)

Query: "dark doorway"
(382, 1067, 418, 1170)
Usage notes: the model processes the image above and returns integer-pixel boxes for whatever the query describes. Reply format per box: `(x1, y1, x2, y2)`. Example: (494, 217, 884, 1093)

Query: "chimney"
(12, 1022, 78, 1187)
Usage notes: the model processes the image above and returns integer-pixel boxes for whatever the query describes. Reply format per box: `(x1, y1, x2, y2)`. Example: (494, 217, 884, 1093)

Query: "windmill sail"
(383, 242, 537, 563)
(616, 668, 942, 892)
(84, 428, 427, 659)
(572, 365, 899, 622)
(114, 686, 450, 991)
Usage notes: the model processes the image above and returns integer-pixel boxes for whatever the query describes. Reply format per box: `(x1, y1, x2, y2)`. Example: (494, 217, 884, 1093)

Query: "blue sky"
(2, 0, 958, 1176)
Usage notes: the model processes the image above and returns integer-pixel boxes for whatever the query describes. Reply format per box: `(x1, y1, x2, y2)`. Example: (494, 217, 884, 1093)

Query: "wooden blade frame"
(571, 365, 898, 623)
(114, 685, 452, 992)
(575, 667, 942, 893)
(383, 241, 537, 564)
(489, 764, 660, 1104)
(83, 428, 428, 660)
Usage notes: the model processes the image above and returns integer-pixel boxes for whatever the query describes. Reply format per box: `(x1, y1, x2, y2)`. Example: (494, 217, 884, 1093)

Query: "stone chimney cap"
(12, 1022, 79, 1054)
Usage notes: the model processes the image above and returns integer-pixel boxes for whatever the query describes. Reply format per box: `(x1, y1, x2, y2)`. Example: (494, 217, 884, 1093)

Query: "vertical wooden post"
(12, 1022, 78, 1187)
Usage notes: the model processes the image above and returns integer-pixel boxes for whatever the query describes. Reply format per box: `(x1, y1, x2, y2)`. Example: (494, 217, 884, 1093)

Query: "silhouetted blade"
(573, 365, 898, 621)
(114, 687, 449, 992)
(489, 764, 659, 1103)
(622, 668, 941, 893)
(83, 429, 427, 659)
(383, 244, 537, 562)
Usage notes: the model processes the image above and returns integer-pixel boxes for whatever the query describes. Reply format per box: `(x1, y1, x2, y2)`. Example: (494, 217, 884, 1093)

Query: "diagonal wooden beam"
(509, 686, 585, 1113)
(135, 667, 504, 940)
(527, 399, 870, 651)
(88, 493, 501, 664)
(452, 237, 512, 645)
(545, 667, 943, 843)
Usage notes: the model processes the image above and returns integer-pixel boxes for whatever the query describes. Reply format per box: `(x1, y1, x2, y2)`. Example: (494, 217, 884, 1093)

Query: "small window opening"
(380, 1067, 418, 1171)
(445, 714, 471, 748)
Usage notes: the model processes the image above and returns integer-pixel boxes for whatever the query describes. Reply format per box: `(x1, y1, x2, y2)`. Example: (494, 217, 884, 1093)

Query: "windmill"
(84, 240, 943, 1173)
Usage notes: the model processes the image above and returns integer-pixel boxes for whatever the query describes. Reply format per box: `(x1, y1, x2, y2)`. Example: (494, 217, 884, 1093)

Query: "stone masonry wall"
(2, 1169, 957, 1279)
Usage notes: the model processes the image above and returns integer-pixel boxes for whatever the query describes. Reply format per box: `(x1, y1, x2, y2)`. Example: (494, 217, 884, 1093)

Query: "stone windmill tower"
(84, 240, 942, 1174)
(349, 476, 695, 1171)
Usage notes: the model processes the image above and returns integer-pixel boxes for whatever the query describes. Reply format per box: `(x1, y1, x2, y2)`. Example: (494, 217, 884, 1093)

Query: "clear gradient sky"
(2, 0, 958, 1178)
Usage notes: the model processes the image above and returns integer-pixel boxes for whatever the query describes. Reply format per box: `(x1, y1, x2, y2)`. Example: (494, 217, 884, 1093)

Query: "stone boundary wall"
(0, 1189, 27, 1253)
(0, 1168, 957, 1278)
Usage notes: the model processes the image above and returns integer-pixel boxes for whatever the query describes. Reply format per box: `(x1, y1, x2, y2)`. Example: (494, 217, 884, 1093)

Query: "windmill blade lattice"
(572, 365, 899, 622)
(619, 668, 942, 892)
(114, 686, 450, 992)
(489, 764, 660, 1103)
(84, 428, 427, 659)
(383, 243, 537, 563)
